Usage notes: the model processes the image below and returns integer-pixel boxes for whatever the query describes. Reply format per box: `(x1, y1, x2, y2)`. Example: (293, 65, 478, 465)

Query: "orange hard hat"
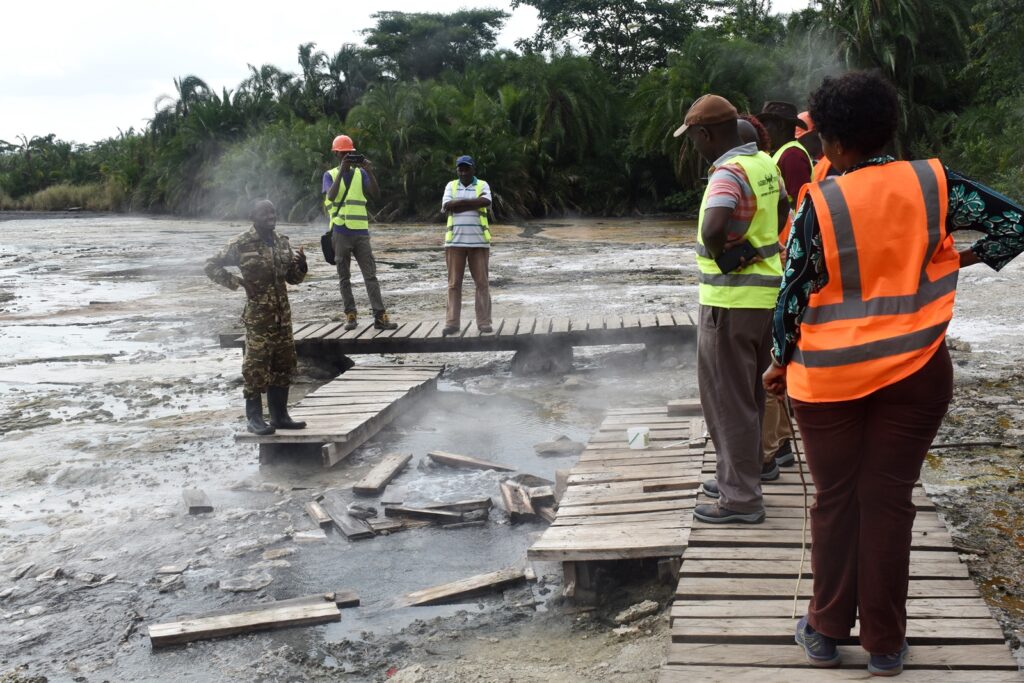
(331, 135, 355, 152)
(795, 112, 814, 138)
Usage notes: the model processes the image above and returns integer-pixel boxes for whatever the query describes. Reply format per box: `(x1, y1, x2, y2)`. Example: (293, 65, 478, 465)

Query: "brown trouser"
(445, 247, 491, 327)
(697, 305, 773, 514)
(792, 343, 952, 654)
(762, 393, 793, 463)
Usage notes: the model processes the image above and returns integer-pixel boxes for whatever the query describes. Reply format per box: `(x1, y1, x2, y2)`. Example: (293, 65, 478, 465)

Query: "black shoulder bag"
(320, 175, 351, 265)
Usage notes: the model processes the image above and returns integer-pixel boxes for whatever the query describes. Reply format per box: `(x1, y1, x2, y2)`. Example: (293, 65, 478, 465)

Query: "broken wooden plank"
(182, 489, 212, 514)
(384, 505, 463, 524)
(643, 478, 701, 493)
(149, 600, 340, 647)
(666, 398, 702, 417)
(427, 450, 514, 472)
(352, 453, 412, 495)
(499, 480, 536, 521)
(380, 484, 407, 506)
(305, 501, 333, 529)
(554, 469, 570, 503)
(320, 497, 375, 540)
(423, 498, 493, 513)
(400, 567, 527, 606)
(536, 504, 557, 523)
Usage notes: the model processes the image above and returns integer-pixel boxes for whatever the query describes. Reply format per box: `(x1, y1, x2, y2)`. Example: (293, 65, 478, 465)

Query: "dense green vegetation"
(1, 0, 1021, 219)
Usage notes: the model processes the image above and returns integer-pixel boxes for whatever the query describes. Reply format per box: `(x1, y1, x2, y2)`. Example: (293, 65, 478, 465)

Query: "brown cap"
(673, 94, 738, 138)
(755, 101, 807, 129)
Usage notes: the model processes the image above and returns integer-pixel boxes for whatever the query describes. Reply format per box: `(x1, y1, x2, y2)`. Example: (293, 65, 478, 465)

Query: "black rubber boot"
(267, 386, 306, 430)
(245, 396, 276, 435)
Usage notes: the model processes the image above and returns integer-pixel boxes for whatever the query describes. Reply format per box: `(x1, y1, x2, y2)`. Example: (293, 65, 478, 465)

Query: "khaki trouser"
(697, 305, 773, 513)
(445, 247, 491, 327)
(333, 230, 385, 315)
(762, 393, 793, 463)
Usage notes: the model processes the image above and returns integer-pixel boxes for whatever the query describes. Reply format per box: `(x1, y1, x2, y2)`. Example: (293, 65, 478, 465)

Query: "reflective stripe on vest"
(773, 140, 813, 246)
(787, 159, 959, 402)
(445, 179, 491, 245)
(326, 167, 369, 230)
(695, 151, 783, 309)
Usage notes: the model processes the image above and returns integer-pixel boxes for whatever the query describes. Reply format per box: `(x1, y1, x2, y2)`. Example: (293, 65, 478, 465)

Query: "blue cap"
(455, 155, 475, 168)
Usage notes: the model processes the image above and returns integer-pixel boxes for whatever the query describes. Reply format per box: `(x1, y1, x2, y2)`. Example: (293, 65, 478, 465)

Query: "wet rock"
(248, 559, 290, 570)
(947, 336, 972, 352)
(347, 503, 377, 520)
(561, 376, 588, 390)
(613, 600, 660, 625)
(534, 435, 586, 457)
(261, 548, 294, 561)
(980, 395, 1013, 405)
(156, 564, 189, 575)
(0, 587, 15, 600)
(390, 664, 429, 682)
(10, 562, 35, 580)
(73, 571, 100, 584)
(158, 574, 184, 593)
(293, 530, 327, 542)
(219, 571, 273, 593)
(34, 567, 63, 582)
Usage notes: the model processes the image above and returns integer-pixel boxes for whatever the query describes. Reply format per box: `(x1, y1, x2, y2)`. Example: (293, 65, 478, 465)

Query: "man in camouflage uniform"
(205, 199, 308, 434)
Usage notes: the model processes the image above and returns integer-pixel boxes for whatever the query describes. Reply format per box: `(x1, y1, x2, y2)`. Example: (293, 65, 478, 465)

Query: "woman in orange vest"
(763, 71, 1024, 676)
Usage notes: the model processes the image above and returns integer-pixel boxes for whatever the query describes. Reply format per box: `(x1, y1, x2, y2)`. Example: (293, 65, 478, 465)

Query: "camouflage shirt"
(205, 227, 307, 328)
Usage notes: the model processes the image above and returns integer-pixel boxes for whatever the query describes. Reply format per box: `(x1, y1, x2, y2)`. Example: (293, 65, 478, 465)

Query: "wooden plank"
(427, 450, 515, 472)
(293, 322, 333, 341)
(352, 453, 412, 495)
(586, 316, 605, 331)
(660, 666, 1024, 681)
(638, 314, 659, 328)
(386, 321, 421, 339)
(533, 318, 551, 335)
(514, 317, 536, 336)
(669, 597, 993, 620)
(665, 643, 1020, 670)
(557, 499, 694, 516)
(683, 547, 961, 562)
(338, 321, 375, 340)
(680, 559, 969, 580)
(183, 489, 212, 514)
(551, 318, 571, 334)
(149, 601, 340, 647)
(384, 505, 463, 524)
(423, 498, 493, 513)
(499, 480, 536, 521)
(497, 318, 519, 337)
(305, 501, 333, 529)
(400, 567, 527, 606)
(666, 399, 702, 417)
(676, 577, 981, 599)
(644, 478, 701, 493)
(552, 510, 691, 527)
(559, 490, 698, 507)
(320, 497, 375, 540)
(655, 313, 675, 328)
(670, 618, 1006, 644)
(407, 321, 438, 339)
(529, 531, 687, 561)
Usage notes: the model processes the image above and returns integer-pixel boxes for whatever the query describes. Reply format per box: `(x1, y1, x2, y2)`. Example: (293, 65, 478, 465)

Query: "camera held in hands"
(345, 153, 365, 166)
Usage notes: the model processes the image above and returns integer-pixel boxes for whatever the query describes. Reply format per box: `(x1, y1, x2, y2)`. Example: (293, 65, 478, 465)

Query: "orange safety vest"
(780, 158, 834, 247)
(786, 159, 959, 402)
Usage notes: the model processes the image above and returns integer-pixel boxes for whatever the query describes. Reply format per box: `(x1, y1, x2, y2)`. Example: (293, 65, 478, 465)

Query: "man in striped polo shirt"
(441, 156, 493, 335)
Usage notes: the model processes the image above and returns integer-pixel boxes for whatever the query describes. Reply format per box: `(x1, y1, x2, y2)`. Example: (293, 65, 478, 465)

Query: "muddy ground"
(0, 213, 1021, 682)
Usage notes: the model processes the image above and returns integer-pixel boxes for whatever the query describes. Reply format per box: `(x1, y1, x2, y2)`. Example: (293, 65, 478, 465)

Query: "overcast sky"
(0, 0, 812, 145)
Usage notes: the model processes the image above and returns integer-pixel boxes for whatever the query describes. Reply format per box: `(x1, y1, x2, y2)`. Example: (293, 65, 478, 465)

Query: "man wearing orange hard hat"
(322, 134, 398, 331)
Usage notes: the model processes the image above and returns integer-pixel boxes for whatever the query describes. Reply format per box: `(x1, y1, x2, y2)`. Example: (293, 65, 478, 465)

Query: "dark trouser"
(792, 343, 952, 654)
(445, 247, 492, 327)
(333, 230, 385, 315)
(762, 393, 793, 463)
(242, 321, 296, 400)
(697, 305, 773, 513)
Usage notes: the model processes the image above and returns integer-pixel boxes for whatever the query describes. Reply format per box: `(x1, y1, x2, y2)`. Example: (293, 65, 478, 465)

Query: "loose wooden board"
(427, 450, 515, 472)
(352, 453, 413, 495)
(149, 601, 340, 647)
(400, 567, 527, 606)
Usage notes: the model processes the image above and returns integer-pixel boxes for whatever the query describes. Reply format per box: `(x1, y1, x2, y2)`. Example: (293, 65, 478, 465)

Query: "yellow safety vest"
(772, 140, 813, 208)
(445, 179, 491, 245)
(325, 167, 369, 230)
(695, 151, 783, 309)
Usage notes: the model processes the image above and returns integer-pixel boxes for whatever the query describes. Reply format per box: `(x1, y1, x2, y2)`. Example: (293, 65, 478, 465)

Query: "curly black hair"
(808, 71, 898, 155)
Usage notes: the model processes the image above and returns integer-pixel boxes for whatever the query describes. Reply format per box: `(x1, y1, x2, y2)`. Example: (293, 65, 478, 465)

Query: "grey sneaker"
(868, 641, 909, 677)
(761, 458, 780, 481)
(701, 479, 720, 499)
(795, 615, 841, 667)
(693, 503, 764, 524)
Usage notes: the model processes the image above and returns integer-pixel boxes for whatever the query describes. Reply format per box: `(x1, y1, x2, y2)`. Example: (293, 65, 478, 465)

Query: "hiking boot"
(761, 457, 780, 481)
(343, 312, 358, 331)
(442, 324, 461, 336)
(478, 324, 494, 334)
(245, 396, 275, 436)
(774, 439, 795, 466)
(266, 386, 306, 430)
(693, 503, 765, 524)
(701, 479, 720, 499)
(373, 311, 398, 330)
(868, 641, 909, 677)
(795, 616, 841, 668)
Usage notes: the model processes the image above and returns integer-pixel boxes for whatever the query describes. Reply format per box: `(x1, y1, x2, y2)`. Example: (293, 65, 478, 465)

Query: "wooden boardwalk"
(221, 312, 695, 356)
(662, 435, 1022, 680)
(527, 402, 705, 566)
(235, 364, 441, 467)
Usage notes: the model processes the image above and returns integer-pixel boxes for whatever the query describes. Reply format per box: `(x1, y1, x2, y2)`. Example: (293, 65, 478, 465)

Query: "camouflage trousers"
(242, 322, 297, 399)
